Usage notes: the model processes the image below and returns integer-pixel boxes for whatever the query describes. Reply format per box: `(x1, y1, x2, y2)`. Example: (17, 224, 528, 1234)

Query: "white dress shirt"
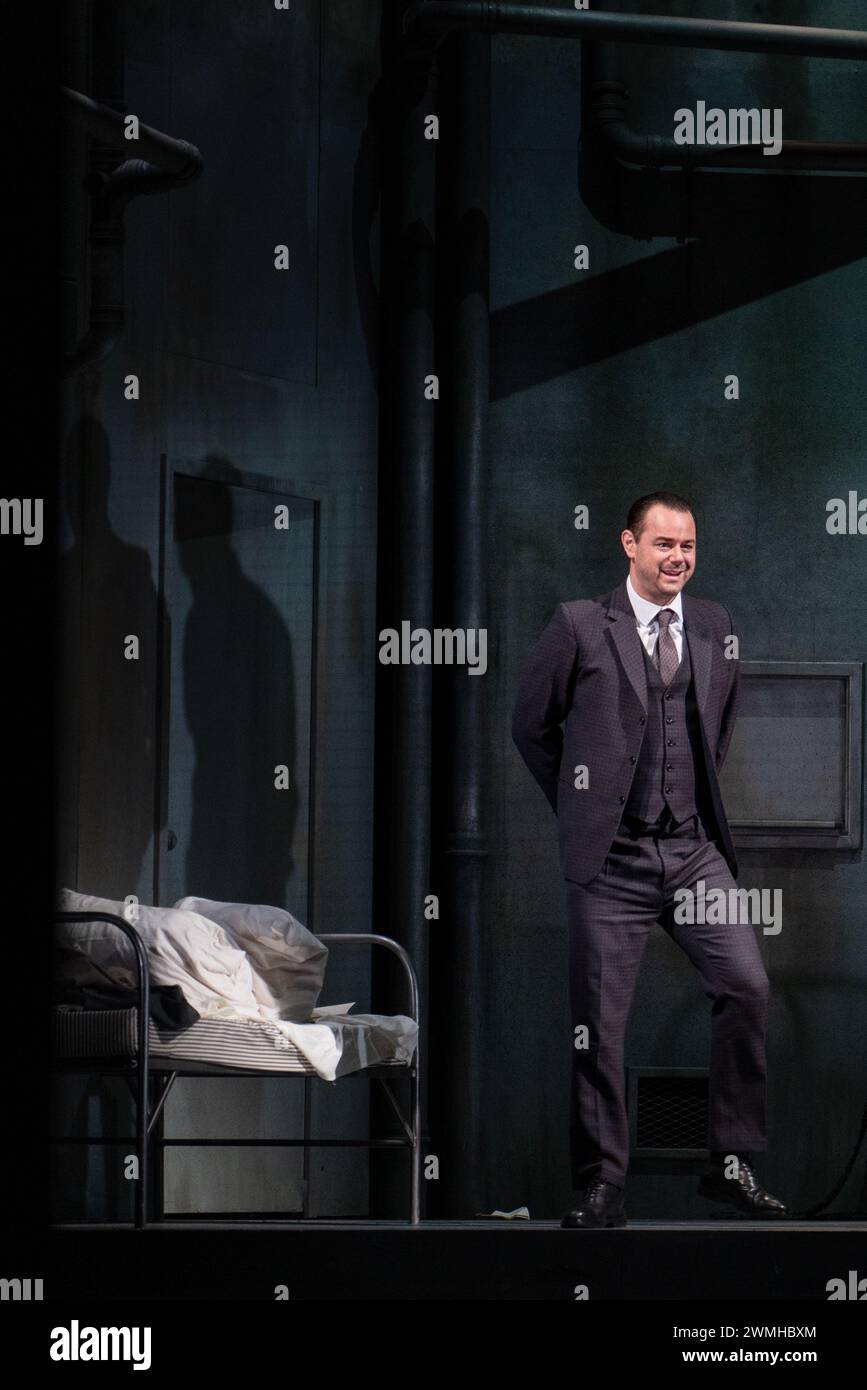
(626, 572, 684, 662)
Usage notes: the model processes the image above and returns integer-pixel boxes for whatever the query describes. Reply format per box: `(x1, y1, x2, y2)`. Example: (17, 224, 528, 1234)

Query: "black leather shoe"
(698, 1159, 788, 1218)
(561, 1178, 627, 1229)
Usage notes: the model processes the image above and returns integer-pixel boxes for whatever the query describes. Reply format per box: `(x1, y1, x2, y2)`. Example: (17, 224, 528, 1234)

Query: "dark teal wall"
(490, 1, 866, 1218)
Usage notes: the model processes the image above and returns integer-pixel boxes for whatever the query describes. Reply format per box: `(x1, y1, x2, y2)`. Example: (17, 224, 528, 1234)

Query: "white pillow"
(55, 888, 263, 1021)
(173, 897, 328, 1021)
(54, 890, 142, 991)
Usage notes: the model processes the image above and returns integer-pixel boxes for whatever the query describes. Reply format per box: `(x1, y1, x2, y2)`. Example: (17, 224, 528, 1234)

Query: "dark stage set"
(6, 0, 867, 1342)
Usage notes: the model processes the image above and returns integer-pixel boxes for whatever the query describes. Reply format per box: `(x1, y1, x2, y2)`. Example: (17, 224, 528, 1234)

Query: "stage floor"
(54, 1216, 864, 1229)
(44, 1218, 866, 1301)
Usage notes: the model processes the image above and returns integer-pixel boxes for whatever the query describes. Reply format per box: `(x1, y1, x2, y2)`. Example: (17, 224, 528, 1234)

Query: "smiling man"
(511, 491, 787, 1228)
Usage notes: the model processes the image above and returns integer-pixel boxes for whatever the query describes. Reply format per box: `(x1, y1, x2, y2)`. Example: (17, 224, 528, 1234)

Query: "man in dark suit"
(512, 492, 787, 1228)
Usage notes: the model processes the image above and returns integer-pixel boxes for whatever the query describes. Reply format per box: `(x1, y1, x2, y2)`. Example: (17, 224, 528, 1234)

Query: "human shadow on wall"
(59, 415, 159, 898)
(174, 459, 299, 909)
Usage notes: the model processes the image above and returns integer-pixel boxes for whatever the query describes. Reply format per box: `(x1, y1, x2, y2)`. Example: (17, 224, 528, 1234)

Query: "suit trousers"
(565, 810, 770, 1190)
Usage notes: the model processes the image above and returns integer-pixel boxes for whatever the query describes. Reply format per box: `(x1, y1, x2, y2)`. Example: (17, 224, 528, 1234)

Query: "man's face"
(621, 504, 696, 606)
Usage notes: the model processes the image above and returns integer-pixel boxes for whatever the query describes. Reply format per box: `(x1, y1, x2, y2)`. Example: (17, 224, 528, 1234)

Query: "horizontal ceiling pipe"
(592, 81, 867, 172)
(602, 130, 867, 173)
(62, 87, 203, 181)
(403, 2, 867, 61)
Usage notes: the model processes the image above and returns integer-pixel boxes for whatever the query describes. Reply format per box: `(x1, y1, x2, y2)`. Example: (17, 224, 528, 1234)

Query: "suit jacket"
(511, 579, 740, 885)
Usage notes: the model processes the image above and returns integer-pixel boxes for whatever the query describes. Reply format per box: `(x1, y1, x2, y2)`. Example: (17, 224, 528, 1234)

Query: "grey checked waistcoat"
(623, 633, 714, 827)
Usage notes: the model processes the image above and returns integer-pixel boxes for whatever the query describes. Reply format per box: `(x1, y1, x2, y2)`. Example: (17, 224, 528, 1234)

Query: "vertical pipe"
(434, 26, 490, 1216)
(371, 10, 437, 1216)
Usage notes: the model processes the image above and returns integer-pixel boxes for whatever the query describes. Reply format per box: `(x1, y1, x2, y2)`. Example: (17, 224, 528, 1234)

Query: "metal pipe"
(408, 4, 867, 174)
(437, 25, 491, 1220)
(592, 80, 867, 173)
(63, 84, 203, 376)
(371, 11, 437, 1220)
(404, 1, 867, 61)
(62, 87, 203, 181)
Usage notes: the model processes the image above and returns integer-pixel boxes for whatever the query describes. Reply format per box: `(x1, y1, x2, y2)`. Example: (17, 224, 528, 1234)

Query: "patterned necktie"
(654, 608, 679, 685)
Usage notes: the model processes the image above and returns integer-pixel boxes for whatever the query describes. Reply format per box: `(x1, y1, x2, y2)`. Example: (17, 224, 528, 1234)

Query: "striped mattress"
(53, 1006, 417, 1078)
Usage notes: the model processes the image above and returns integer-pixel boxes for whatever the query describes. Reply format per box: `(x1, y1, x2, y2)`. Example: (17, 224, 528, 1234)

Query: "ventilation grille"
(631, 1069, 709, 1152)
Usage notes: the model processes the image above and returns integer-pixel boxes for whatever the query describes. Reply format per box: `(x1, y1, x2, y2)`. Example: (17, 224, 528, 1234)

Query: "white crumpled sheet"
(307, 1004, 419, 1081)
(255, 1003, 419, 1082)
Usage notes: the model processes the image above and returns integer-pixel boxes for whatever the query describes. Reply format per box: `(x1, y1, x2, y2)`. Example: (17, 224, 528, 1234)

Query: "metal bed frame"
(51, 911, 422, 1227)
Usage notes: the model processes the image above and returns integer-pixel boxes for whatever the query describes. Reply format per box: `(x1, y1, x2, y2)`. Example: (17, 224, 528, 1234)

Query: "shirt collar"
(626, 572, 683, 627)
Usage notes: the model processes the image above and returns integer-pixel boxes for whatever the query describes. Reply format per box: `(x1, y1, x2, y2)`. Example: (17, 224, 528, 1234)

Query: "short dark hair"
(626, 491, 694, 542)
